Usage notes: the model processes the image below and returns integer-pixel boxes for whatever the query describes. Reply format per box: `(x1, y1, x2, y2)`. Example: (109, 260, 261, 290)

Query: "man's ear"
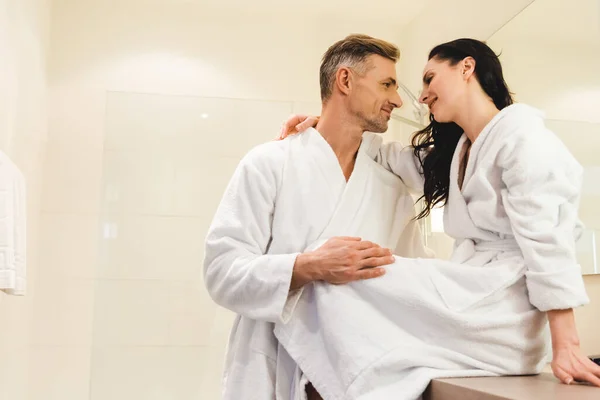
(335, 67, 352, 95)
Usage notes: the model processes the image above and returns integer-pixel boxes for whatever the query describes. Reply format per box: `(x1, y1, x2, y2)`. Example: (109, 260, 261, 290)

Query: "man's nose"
(391, 91, 403, 108)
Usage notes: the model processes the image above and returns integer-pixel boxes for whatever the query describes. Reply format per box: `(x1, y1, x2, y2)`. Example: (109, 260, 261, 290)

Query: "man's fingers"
(334, 236, 362, 242)
(359, 247, 392, 259)
(351, 240, 381, 250)
(359, 256, 395, 268)
(351, 267, 386, 281)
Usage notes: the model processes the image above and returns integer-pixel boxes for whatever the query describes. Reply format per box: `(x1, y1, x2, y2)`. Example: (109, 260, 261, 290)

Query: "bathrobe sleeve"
(498, 121, 589, 312)
(370, 138, 424, 195)
(203, 142, 300, 323)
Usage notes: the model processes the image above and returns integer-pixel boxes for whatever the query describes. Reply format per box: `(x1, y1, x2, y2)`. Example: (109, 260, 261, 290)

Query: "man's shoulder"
(239, 139, 288, 173)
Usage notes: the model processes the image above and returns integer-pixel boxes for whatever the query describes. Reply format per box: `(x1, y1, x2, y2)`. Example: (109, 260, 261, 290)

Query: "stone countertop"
(423, 373, 600, 400)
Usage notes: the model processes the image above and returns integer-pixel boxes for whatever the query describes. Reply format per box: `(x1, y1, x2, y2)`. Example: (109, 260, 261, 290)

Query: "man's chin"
(365, 122, 388, 134)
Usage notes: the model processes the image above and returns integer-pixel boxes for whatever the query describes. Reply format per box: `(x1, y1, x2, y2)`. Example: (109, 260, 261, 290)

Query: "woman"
(278, 38, 600, 397)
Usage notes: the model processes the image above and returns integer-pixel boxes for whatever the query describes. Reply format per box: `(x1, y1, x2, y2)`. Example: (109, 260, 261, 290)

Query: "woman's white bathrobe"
(204, 128, 431, 399)
(273, 104, 590, 399)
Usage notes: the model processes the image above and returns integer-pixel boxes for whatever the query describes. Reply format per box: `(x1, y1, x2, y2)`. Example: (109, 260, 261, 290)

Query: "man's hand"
(291, 237, 394, 289)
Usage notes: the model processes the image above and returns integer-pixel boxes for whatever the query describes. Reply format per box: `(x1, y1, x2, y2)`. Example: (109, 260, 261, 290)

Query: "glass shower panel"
(91, 92, 293, 400)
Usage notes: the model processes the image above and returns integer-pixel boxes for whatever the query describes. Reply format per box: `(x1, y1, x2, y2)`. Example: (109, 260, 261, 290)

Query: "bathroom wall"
(41, 1, 416, 398)
(0, 0, 50, 398)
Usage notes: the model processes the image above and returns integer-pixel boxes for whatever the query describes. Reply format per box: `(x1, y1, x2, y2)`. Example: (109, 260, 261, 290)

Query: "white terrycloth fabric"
(203, 128, 430, 399)
(273, 104, 589, 400)
(0, 149, 26, 295)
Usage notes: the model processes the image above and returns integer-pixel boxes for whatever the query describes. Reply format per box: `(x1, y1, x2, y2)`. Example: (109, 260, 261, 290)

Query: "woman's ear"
(462, 56, 476, 80)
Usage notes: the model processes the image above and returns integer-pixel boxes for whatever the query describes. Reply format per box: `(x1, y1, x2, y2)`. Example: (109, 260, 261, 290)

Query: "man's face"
(348, 55, 403, 133)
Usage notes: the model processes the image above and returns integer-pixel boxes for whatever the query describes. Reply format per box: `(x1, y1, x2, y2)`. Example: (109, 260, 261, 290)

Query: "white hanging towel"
(0, 150, 26, 295)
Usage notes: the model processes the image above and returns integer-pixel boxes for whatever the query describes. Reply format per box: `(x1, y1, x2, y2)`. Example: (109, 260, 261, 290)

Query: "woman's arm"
(498, 121, 599, 386)
(278, 114, 319, 139)
(278, 115, 424, 193)
(548, 309, 600, 386)
(373, 140, 424, 195)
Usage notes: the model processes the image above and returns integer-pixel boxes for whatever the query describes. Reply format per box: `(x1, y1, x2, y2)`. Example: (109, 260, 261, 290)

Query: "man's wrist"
(290, 252, 320, 290)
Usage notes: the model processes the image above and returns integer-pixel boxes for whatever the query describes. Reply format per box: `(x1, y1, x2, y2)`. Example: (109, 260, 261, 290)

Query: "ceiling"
(90, 0, 431, 25)
(490, 0, 599, 46)
(487, 0, 600, 124)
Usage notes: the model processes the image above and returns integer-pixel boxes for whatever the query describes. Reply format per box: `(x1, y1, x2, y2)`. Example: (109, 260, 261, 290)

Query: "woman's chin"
(432, 113, 451, 124)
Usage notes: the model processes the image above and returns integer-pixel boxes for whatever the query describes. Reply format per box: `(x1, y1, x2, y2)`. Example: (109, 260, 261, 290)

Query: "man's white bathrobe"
(203, 128, 431, 399)
(273, 104, 590, 399)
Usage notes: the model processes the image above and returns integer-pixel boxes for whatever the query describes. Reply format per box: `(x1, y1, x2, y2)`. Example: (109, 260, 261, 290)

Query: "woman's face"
(419, 57, 472, 123)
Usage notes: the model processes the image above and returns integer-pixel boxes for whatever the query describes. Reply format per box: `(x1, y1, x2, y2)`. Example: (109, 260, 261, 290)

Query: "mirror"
(487, 0, 600, 274)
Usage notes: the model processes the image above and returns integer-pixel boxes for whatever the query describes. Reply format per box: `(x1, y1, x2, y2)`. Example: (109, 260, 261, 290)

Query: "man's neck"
(315, 106, 363, 181)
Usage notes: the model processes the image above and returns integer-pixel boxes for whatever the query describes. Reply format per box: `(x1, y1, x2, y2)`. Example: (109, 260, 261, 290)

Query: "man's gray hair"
(320, 34, 400, 102)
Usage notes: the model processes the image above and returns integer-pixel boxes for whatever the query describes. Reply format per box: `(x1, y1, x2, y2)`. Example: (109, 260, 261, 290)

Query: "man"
(203, 34, 428, 399)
